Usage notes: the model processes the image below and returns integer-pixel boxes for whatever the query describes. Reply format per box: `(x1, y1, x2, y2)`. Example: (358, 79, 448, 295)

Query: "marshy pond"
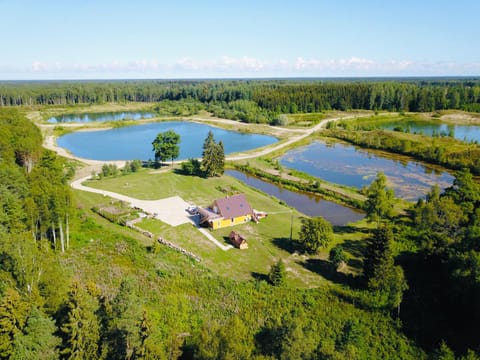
(48, 111, 156, 123)
(57, 121, 277, 161)
(226, 170, 364, 226)
(376, 119, 480, 143)
(279, 141, 454, 201)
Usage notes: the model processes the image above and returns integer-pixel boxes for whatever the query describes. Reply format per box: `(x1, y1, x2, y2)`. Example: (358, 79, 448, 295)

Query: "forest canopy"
(1, 78, 480, 115)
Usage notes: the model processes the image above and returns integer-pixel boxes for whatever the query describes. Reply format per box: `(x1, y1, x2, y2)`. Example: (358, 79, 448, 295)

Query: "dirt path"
(41, 114, 352, 169)
(226, 115, 353, 161)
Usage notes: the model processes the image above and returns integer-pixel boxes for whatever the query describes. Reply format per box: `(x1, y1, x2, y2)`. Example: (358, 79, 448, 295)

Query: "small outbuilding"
(229, 231, 248, 249)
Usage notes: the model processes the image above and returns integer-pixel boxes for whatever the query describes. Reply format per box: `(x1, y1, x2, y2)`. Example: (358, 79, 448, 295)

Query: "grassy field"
(82, 169, 369, 287)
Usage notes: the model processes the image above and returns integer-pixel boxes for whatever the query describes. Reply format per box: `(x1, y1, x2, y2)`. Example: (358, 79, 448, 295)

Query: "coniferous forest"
(1, 78, 480, 114)
(1, 79, 480, 359)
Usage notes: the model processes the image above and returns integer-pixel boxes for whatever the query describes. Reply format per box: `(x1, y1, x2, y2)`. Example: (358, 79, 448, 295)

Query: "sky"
(0, 0, 479, 80)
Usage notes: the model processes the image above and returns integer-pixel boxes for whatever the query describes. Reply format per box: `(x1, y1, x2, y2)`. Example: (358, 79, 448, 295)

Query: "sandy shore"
(41, 115, 350, 178)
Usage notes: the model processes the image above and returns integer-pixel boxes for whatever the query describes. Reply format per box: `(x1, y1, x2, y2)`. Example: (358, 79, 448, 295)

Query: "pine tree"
(216, 140, 225, 176)
(0, 288, 29, 359)
(201, 131, 225, 177)
(12, 307, 61, 360)
(133, 310, 150, 359)
(106, 278, 141, 359)
(60, 282, 100, 360)
(268, 259, 287, 286)
(363, 227, 408, 312)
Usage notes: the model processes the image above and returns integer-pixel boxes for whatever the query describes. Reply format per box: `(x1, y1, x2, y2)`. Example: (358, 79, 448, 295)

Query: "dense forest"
(1, 78, 480, 116)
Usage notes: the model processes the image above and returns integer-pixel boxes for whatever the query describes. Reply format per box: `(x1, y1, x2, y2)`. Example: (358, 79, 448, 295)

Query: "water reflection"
(226, 170, 364, 226)
(57, 121, 277, 161)
(279, 141, 454, 201)
(48, 111, 155, 123)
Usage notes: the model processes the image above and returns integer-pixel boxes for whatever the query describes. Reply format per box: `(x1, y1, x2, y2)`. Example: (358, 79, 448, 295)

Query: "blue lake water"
(226, 170, 364, 226)
(57, 121, 277, 161)
(48, 111, 156, 123)
(377, 120, 480, 143)
(279, 141, 454, 201)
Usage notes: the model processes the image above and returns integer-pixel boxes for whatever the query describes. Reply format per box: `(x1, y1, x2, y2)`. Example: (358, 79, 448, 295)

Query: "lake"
(57, 121, 277, 161)
(48, 111, 156, 123)
(226, 170, 364, 226)
(279, 141, 454, 201)
(376, 119, 480, 143)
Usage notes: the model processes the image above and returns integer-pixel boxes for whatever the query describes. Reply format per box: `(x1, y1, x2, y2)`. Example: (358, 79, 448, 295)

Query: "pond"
(376, 119, 480, 143)
(47, 111, 156, 123)
(279, 141, 454, 201)
(57, 121, 277, 161)
(226, 170, 364, 226)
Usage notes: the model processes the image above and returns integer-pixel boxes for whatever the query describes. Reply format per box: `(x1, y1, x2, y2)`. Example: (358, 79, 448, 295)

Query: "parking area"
(135, 196, 193, 227)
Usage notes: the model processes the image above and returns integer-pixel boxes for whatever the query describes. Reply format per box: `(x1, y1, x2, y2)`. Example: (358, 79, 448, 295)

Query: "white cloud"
(1, 56, 479, 79)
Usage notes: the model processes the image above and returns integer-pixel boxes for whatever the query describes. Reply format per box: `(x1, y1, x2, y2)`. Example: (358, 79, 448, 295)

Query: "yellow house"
(198, 194, 253, 230)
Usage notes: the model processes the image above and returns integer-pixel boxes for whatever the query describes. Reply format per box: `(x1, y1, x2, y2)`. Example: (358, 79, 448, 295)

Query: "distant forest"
(1, 78, 480, 114)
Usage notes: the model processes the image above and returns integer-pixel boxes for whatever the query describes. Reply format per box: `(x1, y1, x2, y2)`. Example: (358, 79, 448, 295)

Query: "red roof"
(214, 194, 253, 219)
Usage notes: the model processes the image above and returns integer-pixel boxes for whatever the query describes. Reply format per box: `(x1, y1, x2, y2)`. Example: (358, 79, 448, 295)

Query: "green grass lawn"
(82, 169, 368, 287)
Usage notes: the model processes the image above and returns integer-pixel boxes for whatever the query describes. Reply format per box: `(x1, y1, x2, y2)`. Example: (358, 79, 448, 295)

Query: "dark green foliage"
(413, 185, 465, 254)
(12, 307, 61, 360)
(364, 227, 408, 312)
(122, 159, 142, 174)
(268, 259, 287, 286)
(202, 131, 225, 177)
(2, 79, 480, 115)
(59, 282, 100, 360)
(154, 99, 204, 116)
(181, 158, 202, 176)
(0, 288, 29, 358)
(207, 99, 273, 123)
(152, 129, 180, 164)
(400, 169, 480, 353)
(336, 319, 363, 352)
(298, 216, 333, 254)
(431, 341, 456, 360)
(364, 172, 394, 225)
(329, 245, 347, 268)
(102, 278, 142, 359)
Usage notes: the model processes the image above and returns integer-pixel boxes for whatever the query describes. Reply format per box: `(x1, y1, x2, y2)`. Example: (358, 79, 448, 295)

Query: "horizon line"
(1, 75, 480, 82)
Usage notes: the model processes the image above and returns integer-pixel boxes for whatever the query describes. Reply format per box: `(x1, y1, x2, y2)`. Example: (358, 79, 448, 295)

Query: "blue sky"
(1, 0, 479, 79)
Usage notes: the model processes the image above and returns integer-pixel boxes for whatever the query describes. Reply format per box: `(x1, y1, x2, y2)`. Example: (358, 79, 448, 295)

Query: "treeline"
(1, 79, 480, 115)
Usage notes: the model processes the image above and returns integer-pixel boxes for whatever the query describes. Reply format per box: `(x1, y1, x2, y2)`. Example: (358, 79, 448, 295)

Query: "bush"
(270, 114, 289, 126)
(181, 158, 202, 176)
(329, 246, 347, 268)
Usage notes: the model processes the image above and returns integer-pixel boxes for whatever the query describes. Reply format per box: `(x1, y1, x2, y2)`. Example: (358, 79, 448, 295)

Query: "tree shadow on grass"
(333, 225, 370, 235)
(341, 239, 368, 259)
(271, 237, 302, 254)
(251, 272, 269, 283)
(298, 258, 362, 289)
(347, 258, 363, 270)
